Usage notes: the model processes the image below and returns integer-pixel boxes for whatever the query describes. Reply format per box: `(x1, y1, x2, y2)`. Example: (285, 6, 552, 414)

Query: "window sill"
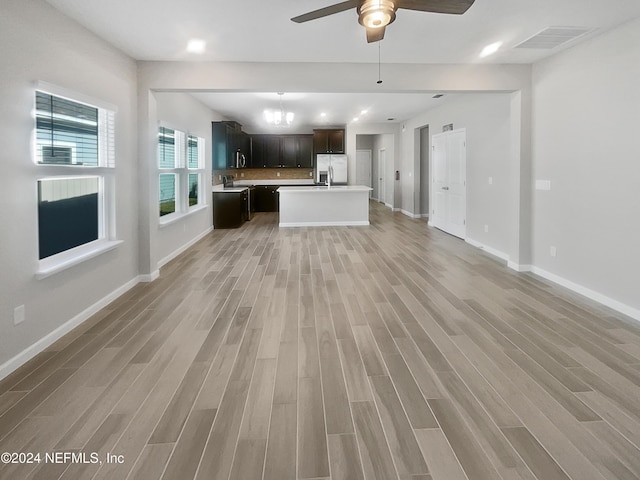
(159, 204, 208, 228)
(35, 240, 123, 280)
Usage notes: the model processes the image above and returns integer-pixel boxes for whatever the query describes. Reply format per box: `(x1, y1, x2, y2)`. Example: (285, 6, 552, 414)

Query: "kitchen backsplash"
(212, 168, 314, 185)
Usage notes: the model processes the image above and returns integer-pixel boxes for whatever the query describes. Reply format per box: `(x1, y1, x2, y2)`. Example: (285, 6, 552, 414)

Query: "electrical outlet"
(550, 246, 557, 257)
(241, 172, 244, 177)
(309, 171, 313, 177)
(277, 172, 281, 177)
(218, 175, 221, 180)
(484, 224, 489, 233)
(14, 305, 25, 326)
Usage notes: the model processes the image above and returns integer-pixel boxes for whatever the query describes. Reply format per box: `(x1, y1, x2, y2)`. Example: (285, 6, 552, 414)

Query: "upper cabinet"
(212, 121, 250, 170)
(313, 128, 345, 154)
(297, 135, 314, 168)
(250, 134, 313, 168)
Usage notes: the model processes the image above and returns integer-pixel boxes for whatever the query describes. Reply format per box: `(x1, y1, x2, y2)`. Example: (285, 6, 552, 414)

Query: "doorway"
(430, 129, 466, 239)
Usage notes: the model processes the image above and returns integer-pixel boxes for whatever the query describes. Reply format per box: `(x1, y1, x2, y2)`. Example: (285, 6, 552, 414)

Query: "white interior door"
(356, 149, 372, 197)
(430, 129, 466, 239)
(378, 148, 386, 204)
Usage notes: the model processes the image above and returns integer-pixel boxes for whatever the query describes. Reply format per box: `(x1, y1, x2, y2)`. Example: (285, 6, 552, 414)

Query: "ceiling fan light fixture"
(358, 0, 396, 29)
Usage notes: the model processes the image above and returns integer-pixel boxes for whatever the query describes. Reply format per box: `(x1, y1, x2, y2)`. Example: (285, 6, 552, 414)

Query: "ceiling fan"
(292, 0, 475, 43)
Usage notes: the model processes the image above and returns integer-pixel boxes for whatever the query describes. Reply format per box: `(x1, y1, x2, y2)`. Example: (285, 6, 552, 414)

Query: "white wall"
(153, 93, 223, 267)
(0, 0, 139, 372)
(401, 94, 514, 257)
(531, 17, 640, 315)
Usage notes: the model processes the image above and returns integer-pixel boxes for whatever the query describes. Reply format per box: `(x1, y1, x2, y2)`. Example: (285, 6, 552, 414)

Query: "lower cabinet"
(213, 190, 248, 228)
(254, 185, 279, 212)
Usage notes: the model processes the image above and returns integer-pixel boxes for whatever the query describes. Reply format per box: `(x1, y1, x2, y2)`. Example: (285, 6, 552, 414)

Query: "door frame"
(378, 148, 386, 205)
(356, 149, 373, 198)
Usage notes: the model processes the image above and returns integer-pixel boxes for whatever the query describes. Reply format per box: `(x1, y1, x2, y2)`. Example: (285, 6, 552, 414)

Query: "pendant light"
(264, 93, 294, 127)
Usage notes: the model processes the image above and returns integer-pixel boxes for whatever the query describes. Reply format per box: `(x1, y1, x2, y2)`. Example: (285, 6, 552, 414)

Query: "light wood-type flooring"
(2, 201, 640, 480)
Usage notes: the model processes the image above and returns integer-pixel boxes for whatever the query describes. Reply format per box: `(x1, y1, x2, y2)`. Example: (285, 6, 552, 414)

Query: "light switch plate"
(14, 305, 25, 326)
(535, 179, 552, 190)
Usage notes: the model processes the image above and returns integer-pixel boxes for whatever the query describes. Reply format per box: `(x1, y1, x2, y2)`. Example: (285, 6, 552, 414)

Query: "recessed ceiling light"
(361, 109, 368, 115)
(187, 39, 206, 54)
(353, 117, 359, 122)
(320, 112, 327, 117)
(480, 41, 502, 58)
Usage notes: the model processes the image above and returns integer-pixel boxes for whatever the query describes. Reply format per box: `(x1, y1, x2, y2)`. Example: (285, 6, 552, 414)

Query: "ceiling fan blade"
(291, 0, 359, 23)
(366, 26, 386, 43)
(396, 0, 475, 14)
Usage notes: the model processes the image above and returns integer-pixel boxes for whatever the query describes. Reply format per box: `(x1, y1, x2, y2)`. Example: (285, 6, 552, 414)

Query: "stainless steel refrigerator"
(316, 154, 347, 185)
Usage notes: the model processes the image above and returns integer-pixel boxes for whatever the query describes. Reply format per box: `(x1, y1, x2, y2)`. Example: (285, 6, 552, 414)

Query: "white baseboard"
(528, 266, 640, 322)
(508, 261, 532, 272)
(157, 227, 213, 269)
(279, 221, 369, 227)
(400, 209, 424, 219)
(465, 240, 640, 322)
(465, 238, 509, 262)
(0, 228, 217, 382)
(0, 275, 142, 382)
(138, 270, 160, 283)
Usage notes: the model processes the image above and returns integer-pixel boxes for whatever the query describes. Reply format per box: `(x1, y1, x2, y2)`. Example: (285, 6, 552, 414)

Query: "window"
(158, 126, 205, 221)
(38, 177, 100, 259)
(187, 134, 204, 207)
(34, 84, 118, 277)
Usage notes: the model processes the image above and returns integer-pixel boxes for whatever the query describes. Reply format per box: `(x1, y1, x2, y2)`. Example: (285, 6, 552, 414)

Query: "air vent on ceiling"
(515, 26, 593, 49)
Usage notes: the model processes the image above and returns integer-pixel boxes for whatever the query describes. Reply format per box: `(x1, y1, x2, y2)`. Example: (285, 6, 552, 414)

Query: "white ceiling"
(44, 0, 640, 130)
(190, 91, 458, 133)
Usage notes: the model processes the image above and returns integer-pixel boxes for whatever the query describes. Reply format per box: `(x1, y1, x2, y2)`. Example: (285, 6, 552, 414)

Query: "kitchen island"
(278, 185, 373, 227)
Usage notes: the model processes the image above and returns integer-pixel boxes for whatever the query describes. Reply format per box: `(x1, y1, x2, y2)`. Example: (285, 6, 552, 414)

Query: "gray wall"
(402, 94, 513, 255)
(531, 17, 640, 314)
(356, 135, 375, 151)
(0, 0, 139, 372)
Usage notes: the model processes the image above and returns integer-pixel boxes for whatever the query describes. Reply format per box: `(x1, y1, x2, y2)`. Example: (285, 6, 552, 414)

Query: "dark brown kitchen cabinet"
(281, 136, 297, 167)
(313, 128, 345, 154)
(212, 121, 249, 170)
(264, 136, 282, 167)
(249, 134, 313, 168)
(254, 185, 279, 212)
(297, 135, 313, 168)
(213, 190, 247, 228)
(250, 135, 280, 168)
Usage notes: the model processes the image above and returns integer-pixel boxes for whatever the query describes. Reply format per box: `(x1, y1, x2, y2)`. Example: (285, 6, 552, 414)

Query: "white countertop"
(234, 179, 315, 186)
(278, 185, 373, 193)
(212, 185, 248, 193)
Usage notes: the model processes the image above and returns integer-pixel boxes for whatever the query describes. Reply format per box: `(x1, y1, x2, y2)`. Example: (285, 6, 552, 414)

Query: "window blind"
(36, 91, 99, 166)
